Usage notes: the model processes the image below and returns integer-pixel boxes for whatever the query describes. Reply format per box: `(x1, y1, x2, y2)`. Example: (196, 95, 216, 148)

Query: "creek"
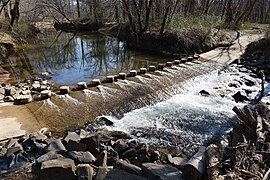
(1, 31, 267, 155)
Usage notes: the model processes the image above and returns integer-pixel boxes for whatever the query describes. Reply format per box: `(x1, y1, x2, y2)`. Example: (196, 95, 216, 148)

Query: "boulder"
(95, 166, 113, 180)
(97, 150, 108, 166)
(30, 132, 48, 142)
(39, 158, 76, 180)
(115, 159, 142, 175)
(69, 151, 96, 163)
(232, 91, 249, 102)
(68, 140, 87, 151)
(142, 163, 184, 180)
(113, 139, 129, 153)
(121, 148, 136, 159)
(18, 95, 33, 104)
(107, 146, 119, 165)
(4, 96, 14, 102)
(149, 150, 160, 162)
(80, 135, 100, 156)
(170, 157, 188, 170)
(105, 169, 147, 180)
(46, 139, 66, 152)
(6, 143, 23, 157)
(97, 116, 114, 126)
(37, 151, 65, 163)
(64, 132, 81, 143)
(77, 164, 93, 180)
(199, 90, 210, 96)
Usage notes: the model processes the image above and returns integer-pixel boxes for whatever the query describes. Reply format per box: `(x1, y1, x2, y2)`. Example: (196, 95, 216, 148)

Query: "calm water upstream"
(3, 31, 171, 85)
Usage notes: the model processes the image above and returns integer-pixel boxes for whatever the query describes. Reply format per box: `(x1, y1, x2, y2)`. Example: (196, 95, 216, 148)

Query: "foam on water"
(104, 65, 262, 149)
(57, 94, 81, 105)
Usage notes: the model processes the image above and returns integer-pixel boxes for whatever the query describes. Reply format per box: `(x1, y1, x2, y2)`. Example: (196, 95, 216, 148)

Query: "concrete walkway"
(201, 33, 263, 64)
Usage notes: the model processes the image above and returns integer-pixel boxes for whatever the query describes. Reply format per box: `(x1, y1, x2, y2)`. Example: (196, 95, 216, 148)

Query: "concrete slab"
(201, 33, 263, 64)
(0, 102, 41, 140)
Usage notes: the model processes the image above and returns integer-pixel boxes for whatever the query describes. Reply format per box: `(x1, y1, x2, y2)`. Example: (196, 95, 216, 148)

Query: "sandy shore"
(0, 103, 41, 140)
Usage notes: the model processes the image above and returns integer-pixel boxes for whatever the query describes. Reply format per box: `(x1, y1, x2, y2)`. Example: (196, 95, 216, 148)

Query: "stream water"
(3, 31, 171, 84)
(1, 31, 268, 155)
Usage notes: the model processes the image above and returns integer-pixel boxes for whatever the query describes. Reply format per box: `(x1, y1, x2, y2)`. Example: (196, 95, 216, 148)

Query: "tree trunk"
(143, 0, 153, 32)
(76, 0, 80, 18)
(10, 0, 20, 27)
(160, 2, 171, 35)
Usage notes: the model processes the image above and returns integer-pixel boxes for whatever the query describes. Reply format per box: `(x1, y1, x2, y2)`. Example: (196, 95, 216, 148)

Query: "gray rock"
(77, 164, 93, 180)
(135, 143, 149, 154)
(18, 95, 33, 104)
(97, 116, 114, 126)
(105, 169, 147, 180)
(46, 139, 66, 152)
(69, 151, 96, 163)
(171, 157, 188, 170)
(97, 150, 108, 166)
(138, 153, 151, 164)
(121, 148, 136, 158)
(149, 150, 160, 162)
(113, 139, 129, 153)
(95, 166, 113, 180)
(37, 151, 65, 163)
(80, 135, 100, 156)
(64, 131, 81, 143)
(4, 138, 17, 149)
(107, 146, 119, 165)
(39, 158, 76, 180)
(115, 159, 142, 175)
(32, 83, 41, 91)
(30, 132, 47, 142)
(142, 163, 184, 180)
(6, 143, 23, 157)
(68, 140, 87, 151)
(4, 96, 14, 102)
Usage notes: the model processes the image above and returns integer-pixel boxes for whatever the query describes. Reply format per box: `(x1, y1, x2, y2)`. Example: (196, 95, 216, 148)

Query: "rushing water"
(3, 31, 171, 84)
(101, 65, 268, 155)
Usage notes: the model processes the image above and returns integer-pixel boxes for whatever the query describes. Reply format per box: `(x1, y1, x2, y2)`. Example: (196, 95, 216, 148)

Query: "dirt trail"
(201, 32, 263, 64)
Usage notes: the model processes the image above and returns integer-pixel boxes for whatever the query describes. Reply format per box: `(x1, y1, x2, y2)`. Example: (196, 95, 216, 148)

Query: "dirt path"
(0, 103, 41, 140)
(201, 32, 263, 64)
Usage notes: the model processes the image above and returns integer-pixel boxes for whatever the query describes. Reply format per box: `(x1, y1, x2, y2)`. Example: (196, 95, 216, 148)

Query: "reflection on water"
(3, 31, 171, 84)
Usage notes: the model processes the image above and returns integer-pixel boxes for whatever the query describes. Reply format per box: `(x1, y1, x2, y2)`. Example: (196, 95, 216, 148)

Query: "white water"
(104, 65, 265, 150)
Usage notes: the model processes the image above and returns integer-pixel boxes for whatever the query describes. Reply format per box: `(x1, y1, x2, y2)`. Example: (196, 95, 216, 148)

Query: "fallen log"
(182, 146, 206, 180)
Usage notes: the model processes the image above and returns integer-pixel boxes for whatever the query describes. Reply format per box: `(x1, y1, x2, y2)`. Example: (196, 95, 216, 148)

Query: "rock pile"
(0, 73, 53, 104)
(0, 120, 208, 180)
